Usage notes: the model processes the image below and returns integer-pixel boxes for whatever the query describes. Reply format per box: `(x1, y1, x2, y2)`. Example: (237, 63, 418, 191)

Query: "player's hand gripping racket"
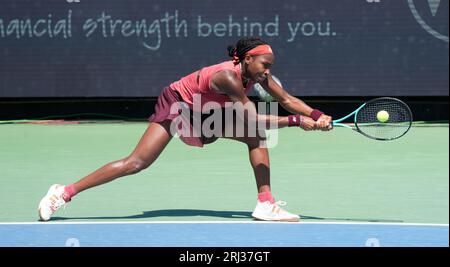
(332, 97, 413, 141)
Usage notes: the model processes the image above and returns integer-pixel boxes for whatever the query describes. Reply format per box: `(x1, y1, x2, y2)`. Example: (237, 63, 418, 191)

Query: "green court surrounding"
(0, 122, 448, 224)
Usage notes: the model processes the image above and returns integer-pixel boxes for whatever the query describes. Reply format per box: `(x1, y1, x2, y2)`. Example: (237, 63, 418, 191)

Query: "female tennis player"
(38, 37, 332, 222)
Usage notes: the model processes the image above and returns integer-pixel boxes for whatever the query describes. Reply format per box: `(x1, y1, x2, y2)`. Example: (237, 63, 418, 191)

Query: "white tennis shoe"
(38, 184, 67, 221)
(252, 200, 300, 222)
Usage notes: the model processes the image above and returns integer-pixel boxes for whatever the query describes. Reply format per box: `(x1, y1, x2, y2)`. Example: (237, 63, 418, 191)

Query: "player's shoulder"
(207, 61, 241, 89)
(212, 69, 239, 86)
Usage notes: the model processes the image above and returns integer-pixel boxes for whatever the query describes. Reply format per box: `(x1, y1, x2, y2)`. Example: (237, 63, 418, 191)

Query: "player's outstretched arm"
(212, 70, 318, 130)
(259, 74, 332, 131)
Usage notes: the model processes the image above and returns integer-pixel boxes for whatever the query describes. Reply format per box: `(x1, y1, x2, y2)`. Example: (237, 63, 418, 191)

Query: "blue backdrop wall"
(0, 0, 448, 97)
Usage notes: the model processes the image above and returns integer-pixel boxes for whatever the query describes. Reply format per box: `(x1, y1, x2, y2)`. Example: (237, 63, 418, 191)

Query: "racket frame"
(332, 97, 413, 141)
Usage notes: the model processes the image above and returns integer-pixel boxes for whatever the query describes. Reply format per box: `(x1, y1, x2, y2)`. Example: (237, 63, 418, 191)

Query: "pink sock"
(258, 191, 275, 204)
(62, 184, 77, 202)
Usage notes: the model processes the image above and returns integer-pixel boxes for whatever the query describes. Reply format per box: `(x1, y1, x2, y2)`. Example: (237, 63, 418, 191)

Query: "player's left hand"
(315, 114, 333, 131)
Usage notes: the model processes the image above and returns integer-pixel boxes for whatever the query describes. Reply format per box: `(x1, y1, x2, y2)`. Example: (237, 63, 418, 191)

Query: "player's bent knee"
(245, 135, 267, 149)
(123, 157, 149, 175)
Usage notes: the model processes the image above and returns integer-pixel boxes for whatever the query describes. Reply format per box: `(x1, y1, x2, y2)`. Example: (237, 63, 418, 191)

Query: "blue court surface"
(0, 221, 448, 247)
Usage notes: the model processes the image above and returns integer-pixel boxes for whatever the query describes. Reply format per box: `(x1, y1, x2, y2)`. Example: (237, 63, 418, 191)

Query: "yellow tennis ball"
(377, 110, 389, 123)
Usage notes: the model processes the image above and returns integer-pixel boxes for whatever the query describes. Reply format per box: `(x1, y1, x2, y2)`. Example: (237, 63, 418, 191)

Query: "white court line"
(0, 221, 448, 227)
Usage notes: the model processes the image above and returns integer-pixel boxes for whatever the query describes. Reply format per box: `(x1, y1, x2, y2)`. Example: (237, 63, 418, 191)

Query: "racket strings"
(355, 98, 412, 140)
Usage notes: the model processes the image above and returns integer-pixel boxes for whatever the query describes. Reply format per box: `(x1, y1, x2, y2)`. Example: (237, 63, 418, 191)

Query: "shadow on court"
(51, 209, 253, 220)
(50, 209, 403, 223)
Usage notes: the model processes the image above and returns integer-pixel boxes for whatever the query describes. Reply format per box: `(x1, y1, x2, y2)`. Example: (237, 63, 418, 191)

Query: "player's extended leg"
(223, 135, 300, 222)
(38, 121, 173, 221)
(74, 121, 173, 193)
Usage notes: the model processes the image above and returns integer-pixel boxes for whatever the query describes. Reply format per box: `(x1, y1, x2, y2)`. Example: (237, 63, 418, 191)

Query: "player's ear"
(244, 55, 253, 64)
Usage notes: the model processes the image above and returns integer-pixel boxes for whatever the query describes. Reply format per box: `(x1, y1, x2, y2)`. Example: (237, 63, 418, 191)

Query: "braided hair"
(227, 37, 269, 64)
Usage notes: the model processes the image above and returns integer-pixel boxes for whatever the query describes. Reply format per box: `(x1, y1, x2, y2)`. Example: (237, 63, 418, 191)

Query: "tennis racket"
(332, 97, 413, 141)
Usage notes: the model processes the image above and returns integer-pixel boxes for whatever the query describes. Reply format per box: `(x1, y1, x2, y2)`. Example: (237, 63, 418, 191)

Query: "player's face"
(244, 54, 274, 83)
